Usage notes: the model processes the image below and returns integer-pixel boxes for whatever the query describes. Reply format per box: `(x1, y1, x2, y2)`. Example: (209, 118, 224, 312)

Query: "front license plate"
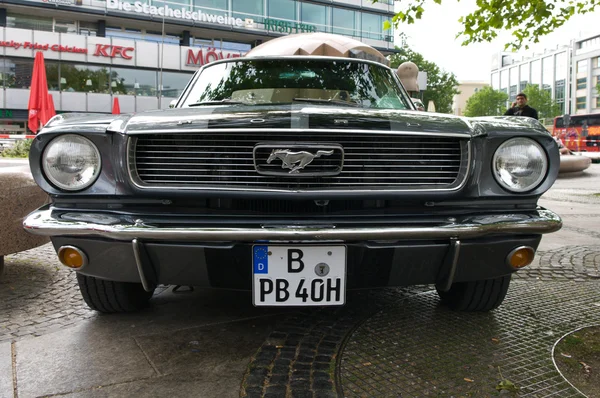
(252, 245, 346, 306)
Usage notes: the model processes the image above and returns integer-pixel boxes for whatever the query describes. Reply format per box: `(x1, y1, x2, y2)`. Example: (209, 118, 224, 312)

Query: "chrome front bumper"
(23, 206, 562, 242)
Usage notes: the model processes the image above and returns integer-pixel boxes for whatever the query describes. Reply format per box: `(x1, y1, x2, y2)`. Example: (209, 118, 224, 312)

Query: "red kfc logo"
(93, 44, 134, 59)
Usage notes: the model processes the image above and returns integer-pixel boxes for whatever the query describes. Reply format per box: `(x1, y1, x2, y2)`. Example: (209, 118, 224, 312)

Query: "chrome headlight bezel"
(42, 134, 102, 192)
(492, 137, 548, 193)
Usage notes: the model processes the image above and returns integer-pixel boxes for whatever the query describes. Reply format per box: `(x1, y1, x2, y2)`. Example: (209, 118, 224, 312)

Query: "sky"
(395, 0, 600, 82)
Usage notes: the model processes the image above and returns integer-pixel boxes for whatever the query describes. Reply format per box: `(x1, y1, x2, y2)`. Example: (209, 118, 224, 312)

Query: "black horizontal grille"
(129, 131, 469, 191)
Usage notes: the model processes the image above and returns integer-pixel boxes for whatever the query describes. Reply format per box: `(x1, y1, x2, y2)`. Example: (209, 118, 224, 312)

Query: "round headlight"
(493, 137, 548, 193)
(42, 135, 101, 191)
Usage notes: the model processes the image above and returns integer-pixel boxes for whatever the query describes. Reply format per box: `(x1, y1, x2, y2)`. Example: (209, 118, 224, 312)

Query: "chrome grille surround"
(127, 129, 471, 193)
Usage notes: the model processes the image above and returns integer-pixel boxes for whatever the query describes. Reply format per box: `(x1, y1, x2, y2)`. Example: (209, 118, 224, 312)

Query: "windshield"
(178, 58, 413, 110)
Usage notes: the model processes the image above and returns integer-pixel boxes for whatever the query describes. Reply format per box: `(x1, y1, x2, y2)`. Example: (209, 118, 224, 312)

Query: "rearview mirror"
(169, 100, 177, 108)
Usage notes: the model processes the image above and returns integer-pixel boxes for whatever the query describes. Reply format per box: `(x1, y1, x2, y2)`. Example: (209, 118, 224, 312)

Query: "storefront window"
(268, 0, 296, 21)
(106, 27, 144, 40)
(54, 20, 77, 34)
(146, 31, 182, 45)
(160, 71, 194, 97)
(232, 0, 263, 20)
(332, 8, 356, 37)
(4, 59, 34, 89)
(111, 67, 157, 96)
(60, 64, 110, 93)
(301, 2, 328, 31)
(46, 62, 60, 91)
(577, 59, 588, 74)
(7, 13, 53, 32)
(361, 12, 383, 40)
(193, 0, 227, 12)
(79, 21, 98, 36)
(221, 41, 251, 52)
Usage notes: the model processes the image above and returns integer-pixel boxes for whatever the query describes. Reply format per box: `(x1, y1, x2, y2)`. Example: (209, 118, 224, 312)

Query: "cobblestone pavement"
(3, 166, 600, 397)
(0, 244, 96, 344)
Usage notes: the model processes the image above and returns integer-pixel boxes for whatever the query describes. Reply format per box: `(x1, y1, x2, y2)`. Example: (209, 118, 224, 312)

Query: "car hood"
(42, 105, 545, 137)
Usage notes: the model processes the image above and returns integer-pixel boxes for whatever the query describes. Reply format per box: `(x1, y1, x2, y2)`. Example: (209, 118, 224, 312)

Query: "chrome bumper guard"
(23, 206, 562, 242)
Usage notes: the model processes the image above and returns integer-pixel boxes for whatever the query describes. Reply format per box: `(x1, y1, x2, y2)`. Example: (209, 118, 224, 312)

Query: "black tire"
(436, 275, 511, 312)
(76, 273, 154, 313)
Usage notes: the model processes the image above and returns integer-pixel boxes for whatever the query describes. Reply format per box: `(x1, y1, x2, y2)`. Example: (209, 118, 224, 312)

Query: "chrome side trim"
(24, 207, 562, 242)
(124, 128, 473, 138)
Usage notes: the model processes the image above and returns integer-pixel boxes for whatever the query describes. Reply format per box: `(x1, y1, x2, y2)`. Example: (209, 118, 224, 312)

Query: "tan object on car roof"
(246, 32, 389, 65)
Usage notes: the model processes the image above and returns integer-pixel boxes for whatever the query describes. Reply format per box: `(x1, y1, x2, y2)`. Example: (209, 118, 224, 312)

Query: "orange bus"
(552, 113, 600, 152)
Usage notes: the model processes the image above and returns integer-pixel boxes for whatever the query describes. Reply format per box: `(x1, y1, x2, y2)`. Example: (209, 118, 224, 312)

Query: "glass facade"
(268, 0, 296, 21)
(519, 64, 528, 91)
(500, 69, 508, 92)
(577, 96, 586, 109)
(509, 67, 518, 102)
(577, 59, 588, 74)
(530, 60, 541, 88)
(542, 56, 553, 94)
(555, 79, 565, 114)
(5, 2, 392, 50)
(232, 0, 263, 20)
(362, 12, 383, 40)
(193, 0, 227, 12)
(301, 2, 328, 31)
(332, 8, 357, 37)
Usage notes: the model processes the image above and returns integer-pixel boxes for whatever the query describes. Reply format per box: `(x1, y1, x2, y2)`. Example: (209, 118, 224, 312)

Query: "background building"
(490, 46, 570, 117)
(0, 0, 397, 132)
(571, 33, 600, 114)
(452, 80, 488, 116)
(490, 32, 600, 117)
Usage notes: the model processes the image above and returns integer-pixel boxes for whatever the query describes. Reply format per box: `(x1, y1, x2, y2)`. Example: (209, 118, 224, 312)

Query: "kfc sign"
(93, 44, 134, 59)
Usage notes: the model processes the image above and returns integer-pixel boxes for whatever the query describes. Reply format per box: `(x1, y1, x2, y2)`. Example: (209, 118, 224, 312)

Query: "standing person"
(504, 92, 538, 120)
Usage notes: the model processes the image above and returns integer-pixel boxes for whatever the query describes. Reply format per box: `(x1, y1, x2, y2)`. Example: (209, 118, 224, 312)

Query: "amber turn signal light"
(507, 246, 535, 269)
(57, 246, 88, 269)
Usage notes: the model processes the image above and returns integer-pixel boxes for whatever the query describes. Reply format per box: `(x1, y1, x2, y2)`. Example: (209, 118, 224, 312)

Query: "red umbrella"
(112, 97, 121, 115)
(47, 94, 56, 119)
(27, 52, 52, 133)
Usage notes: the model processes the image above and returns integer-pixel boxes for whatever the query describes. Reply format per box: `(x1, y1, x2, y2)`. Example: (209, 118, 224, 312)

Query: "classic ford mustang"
(24, 50, 562, 313)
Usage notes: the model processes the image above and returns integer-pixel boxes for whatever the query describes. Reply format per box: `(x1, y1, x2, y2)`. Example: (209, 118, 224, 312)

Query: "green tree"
(388, 47, 460, 114)
(522, 84, 561, 120)
(463, 86, 508, 117)
(379, 0, 599, 51)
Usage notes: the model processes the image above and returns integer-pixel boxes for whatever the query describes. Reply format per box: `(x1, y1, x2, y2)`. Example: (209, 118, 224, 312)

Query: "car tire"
(76, 273, 154, 313)
(436, 275, 511, 312)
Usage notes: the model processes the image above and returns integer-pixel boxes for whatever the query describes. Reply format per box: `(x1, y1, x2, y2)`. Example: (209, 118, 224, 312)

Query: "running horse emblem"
(267, 149, 334, 174)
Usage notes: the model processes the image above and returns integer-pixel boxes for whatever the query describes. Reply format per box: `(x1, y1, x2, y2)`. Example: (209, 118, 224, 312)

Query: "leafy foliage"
(463, 86, 508, 117)
(388, 47, 460, 114)
(377, 0, 600, 50)
(0, 139, 32, 158)
(522, 84, 561, 120)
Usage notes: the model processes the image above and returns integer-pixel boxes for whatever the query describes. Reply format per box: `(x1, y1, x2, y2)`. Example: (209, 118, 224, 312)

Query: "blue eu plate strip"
(253, 245, 269, 274)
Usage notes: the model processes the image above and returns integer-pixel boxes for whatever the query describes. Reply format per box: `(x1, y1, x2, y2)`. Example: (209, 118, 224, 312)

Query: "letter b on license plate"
(252, 245, 346, 306)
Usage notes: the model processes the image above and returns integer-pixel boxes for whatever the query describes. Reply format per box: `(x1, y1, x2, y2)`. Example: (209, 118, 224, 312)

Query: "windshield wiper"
(188, 99, 246, 107)
(292, 98, 361, 107)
